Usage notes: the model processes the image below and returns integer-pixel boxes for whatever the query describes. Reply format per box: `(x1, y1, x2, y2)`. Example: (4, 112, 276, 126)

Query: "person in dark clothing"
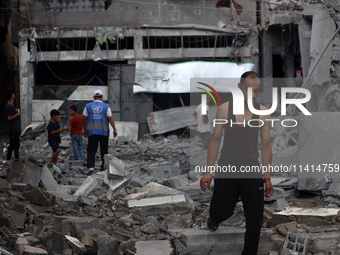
(5, 90, 21, 160)
(83, 89, 118, 175)
(200, 71, 274, 255)
(47, 109, 67, 165)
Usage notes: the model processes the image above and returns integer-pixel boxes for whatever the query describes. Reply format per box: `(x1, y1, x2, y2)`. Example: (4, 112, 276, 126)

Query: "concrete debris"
(273, 198, 291, 211)
(127, 194, 186, 208)
(168, 228, 280, 254)
(276, 221, 298, 236)
(73, 176, 98, 197)
(1, 129, 340, 254)
(0, 246, 13, 255)
(104, 154, 126, 177)
(21, 245, 48, 255)
(22, 184, 56, 206)
(281, 232, 309, 255)
(135, 240, 173, 255)
(19, 162, 42, 187)
(40, 165, 59, 191)
(65, 235, 87, 254)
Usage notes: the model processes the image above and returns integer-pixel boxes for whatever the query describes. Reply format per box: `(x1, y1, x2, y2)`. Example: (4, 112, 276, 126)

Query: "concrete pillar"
(133, 32, 143, 60)
(306, 6, 335, 109)
(298, 18, 312, 79)
(19, 37, 34, 130)
(108, 64, 121, 121)
(308, 6, 335, 81)
(259, 32, 274, 104)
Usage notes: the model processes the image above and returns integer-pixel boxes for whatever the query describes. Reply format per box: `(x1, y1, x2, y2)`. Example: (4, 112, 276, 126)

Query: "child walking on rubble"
(68, 105, 85, 161)
(47, 109, 67, 165)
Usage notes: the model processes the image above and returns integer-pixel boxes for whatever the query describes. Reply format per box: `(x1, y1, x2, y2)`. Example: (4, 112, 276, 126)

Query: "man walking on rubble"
(5, 90, 21, 161)
(83, 89, 118, 175)
(200, 71, 274, 255)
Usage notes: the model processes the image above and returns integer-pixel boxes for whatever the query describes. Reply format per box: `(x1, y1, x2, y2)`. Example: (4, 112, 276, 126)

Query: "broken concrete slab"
(78, 196, 96, 207)
(65, 235, 87, 254)
(103, 172, 127, 193)
(110, 227, 135, 242)
(104, 154, 126, 177)
(15, 237, 29, 254)
(140, 182, 185, 196)
(96, 231, 119, 255)
(19, 162, 42, 187)
(167, 228, 281, 255)
(108, 163, 125, 179)
(0, 168, 7, 178)
(48, 191, 78, 203)
(143, 216, 160, 227)
(267, 207, 340, 227)
(40, 165, 59, 191)
(127, 182, 193, 217)
(140, 223, 159, 234)
(73, 176, 98, 197)
(117, 214, 134, 228)
(22, 245, 48, 254)
(135, 240, 173, 255)
(12, 183, 26, 192)
(272, 198, 290, 212)
(7, 161, 27, 183)
(127, 194, 186, 208)
(123, 191, 148, 204)
(62, 217, 100, 240)
(110, 121, 138, 141)
(275, 207, 339, 217)
(298, 113, 340, 191)
(5, 209, 26, 229)
(0, 245, 13, 255)
(275, 221, 297, 236)
(321, 183, 340, 197)
(0, 178, 8, 189)
(22, 184, 56, 206)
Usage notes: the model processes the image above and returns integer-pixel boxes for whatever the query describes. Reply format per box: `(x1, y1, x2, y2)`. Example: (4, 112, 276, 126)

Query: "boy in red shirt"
(68, 105, 85, 160)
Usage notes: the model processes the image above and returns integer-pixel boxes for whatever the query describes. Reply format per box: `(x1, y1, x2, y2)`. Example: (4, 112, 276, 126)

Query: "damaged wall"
(20, 0, 257, 29)
(17, 23, 259, 137)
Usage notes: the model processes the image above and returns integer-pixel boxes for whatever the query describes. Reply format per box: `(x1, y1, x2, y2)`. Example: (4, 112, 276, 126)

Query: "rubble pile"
(0, 128, 340, 254)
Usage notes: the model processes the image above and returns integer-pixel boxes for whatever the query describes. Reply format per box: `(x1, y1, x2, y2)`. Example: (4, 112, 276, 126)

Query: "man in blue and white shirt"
(83, 89, 118, 174)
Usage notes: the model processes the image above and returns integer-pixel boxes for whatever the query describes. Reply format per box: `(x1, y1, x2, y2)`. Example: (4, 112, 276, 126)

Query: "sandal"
(206, 216, 219, 232)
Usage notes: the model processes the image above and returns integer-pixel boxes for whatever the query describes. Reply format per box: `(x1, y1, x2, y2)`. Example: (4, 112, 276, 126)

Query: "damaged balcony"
(24, 28, 254, 62)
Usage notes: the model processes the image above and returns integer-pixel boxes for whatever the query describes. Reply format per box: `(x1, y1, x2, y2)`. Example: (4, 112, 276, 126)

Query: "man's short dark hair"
(240, 71, 260, 86)
(5, 90, 13, 100)
(50, 109, 60, 118)
(94, 95, 103, 100)
(69, 105, 77, 112)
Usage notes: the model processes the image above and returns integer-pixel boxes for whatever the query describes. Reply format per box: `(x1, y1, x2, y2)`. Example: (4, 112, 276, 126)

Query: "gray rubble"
(0, 129, 340, 255)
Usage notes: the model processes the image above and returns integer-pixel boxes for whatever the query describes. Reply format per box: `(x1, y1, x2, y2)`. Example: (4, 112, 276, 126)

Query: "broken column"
(125, 182, 194, 218)
(103, 154, 128, 194)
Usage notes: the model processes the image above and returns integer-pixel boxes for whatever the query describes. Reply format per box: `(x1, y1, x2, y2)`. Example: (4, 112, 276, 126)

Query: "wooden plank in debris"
(147, 106, 218, 135)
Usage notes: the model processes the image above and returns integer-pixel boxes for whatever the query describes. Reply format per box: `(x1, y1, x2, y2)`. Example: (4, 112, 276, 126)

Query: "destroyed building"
(1, 0, 340, 254)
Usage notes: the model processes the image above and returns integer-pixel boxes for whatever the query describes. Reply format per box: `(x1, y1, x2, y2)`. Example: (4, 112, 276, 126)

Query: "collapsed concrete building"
(6, 0, 338, 137)
(1, 0, 340, 254)
(14, 0, 261, 138)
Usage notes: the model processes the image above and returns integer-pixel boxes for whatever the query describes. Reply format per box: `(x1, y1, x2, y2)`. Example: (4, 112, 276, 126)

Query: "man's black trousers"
(209, 177, 264, 255)
(87, 135, 108, 170)
(7, 132, 20, 160)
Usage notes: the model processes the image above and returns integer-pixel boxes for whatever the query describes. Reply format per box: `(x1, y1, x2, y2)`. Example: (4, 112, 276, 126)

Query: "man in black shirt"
(5, 90, 21, 160)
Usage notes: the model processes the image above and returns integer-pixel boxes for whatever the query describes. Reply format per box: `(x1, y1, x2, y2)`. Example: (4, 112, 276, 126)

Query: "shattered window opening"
(142, 35, 246, 49)
(32, 37, 134, 52)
